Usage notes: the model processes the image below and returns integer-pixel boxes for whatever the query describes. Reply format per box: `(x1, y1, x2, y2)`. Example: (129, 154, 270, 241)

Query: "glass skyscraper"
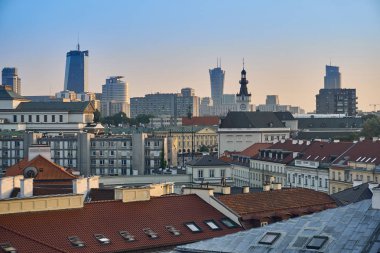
(64, 44, 89, 93)
(324, 65, 341, 89)
(2, 67, 21, 94)
(209, 60, 225, 105)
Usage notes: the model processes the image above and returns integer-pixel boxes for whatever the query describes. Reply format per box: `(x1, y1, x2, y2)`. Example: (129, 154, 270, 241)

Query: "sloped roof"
(0, 194, 242, 253)
(331, 183, 373, 206)
(5, 155, 79, 181)
(174, 199, 380, 253)
(333, 140, 380, 166)
(182, 116, 220, 126)
(239, 143, 272, 157)
(14, 101, 94, 113)
(298, 116, 363, 129)
(219, 112, 285, 129)
(0, 85, 30, 101)
(187, 155, 230, 167)
(217, 188, 336, 219)
(273, 111, 295, 121)
(298, 141, 354, 163)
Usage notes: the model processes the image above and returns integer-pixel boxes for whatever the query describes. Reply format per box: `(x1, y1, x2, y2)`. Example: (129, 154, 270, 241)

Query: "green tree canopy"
(361, 115, 380, 139)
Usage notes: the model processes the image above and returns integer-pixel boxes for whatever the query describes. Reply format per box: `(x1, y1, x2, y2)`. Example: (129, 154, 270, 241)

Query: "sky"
(0, 0, 379, 113)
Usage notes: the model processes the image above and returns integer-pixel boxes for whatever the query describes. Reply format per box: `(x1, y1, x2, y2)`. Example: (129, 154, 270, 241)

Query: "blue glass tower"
(64, 44, 89, 93)
(209, 59, 225, 104)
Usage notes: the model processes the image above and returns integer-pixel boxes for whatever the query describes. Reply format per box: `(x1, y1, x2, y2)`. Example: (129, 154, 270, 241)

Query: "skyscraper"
(64, 44, 89, 93)
(324, 65, 341, 89)
(2, 67, 21, 94)
(209, 59, 225, 105)
(101, 76, 130, 117)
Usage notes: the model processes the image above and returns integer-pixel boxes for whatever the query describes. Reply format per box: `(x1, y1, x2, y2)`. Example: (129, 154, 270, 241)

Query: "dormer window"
(143, 228, 158, 239)
(67, 236, 85, 248)
(119, 231, 135, 242)
(0, 242, 17, 253)
(94, 234, 110, 244)
(166, 225, 181, 236)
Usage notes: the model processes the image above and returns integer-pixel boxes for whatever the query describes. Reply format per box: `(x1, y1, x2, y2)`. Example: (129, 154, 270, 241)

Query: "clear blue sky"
(0, 0, 379, 112)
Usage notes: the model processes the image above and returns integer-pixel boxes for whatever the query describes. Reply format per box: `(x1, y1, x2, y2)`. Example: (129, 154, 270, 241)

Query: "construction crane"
(370, 104, 380, 112)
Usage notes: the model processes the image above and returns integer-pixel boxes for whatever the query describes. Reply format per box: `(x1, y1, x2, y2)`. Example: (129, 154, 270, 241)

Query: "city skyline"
(0, 0, 379, 112)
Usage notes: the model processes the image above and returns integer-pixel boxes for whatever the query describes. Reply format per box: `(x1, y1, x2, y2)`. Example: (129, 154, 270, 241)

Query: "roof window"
(306, 236, 328, 250)
(119, 231, 135, 242)
(204, 220, 221, 230)
(184, 222, 203, 233)
(220, 218, 239, 228)
(94, 234, 111, 244)
(143, 228, 158, 239)
(67, 236, 85, 248)
(166, 225, 181, 236)
(258, 232, 281, 245)
(0, 243, 17, 253)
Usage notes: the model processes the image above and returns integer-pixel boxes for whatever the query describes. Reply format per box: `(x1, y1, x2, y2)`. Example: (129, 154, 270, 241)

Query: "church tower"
(236, 60, 251, 111)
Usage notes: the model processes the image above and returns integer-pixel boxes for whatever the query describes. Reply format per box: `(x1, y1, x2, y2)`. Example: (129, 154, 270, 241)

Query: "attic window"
(0, 242, 17, 253)
(220, 218, 239, 228)
(119, 231, 135, 242)
(94, 234, 111, 244)
(67, 236, 85, 248)
(184, 222, 203, 233)
(204, 220, 221, 230)
(143, 228, 158, 239)
(166, 225, 181, 236)
(306, 236, 328, 250)
(258, 232, 281, 245)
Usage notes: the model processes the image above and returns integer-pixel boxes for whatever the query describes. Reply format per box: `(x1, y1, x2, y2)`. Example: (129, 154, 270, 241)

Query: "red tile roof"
(267, 140, 311, 152)
(217, 188, 336, 220)
(182, 116, 219, 126)
(0, 194, 242, 253)
(300, 141, 354, 163)
(5, 155, 78, 183)
(239, 143, 272, 157)
(333, 140, 380, 166)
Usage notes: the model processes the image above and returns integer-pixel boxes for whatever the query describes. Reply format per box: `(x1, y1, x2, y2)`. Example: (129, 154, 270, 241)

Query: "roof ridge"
(0, 224, 68, 253)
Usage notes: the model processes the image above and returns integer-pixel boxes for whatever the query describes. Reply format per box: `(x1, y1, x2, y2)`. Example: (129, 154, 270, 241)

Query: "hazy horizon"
(0, 0, 379, 112)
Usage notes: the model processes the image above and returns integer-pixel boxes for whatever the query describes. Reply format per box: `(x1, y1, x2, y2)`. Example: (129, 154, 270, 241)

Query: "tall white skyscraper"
(101, 76, 130, 117)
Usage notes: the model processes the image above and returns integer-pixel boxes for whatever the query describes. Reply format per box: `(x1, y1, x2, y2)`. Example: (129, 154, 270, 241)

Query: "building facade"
(209, 62, 225, 105)
(316, 88, 357, 116)
(2, 67, 21, 94)
(324, 65, 341, 89)
(64, 44, 89, 93)
(101, 76, 130, 117)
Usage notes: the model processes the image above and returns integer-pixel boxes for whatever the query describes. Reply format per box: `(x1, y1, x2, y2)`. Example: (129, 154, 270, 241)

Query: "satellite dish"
(24, 167, 38, 178)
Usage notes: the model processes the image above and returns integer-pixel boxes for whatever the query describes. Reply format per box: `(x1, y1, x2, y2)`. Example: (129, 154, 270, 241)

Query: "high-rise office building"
(209, 59, 225, 105)
(64, 44, 89, 93)
(324, 65, 341, 89)
(316, 88, 357, 116)
(2, 67, 21, 94)
(101, 76, 130, 117)
(266, 95, 279, 105)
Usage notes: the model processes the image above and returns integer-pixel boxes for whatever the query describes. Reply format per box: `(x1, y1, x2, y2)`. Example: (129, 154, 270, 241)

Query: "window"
(28, 115, 32, 122)
(52, 115, 55, 122)
(119, 231, 135, 242)
(220, 218, 239, 228)
(100, 160, 105, 165)
(21, 115, 24, 122)
(258, 232, 281, 245)
(209, 169, 215, 178)
(13, 115, 17, 122)
(122, 160, 127, 165)
(166, 225, 181, 236)
(94, 234, 110, 244)
(68, 236, 85, 248)
(184, 222, 202, 233)
(367, 176, 371, 182)
(44, 115, 47, 122)
(36, 115, 40, 122)
(204, 220, 221, 230)
(319, 178, 322, 187)
(109, 160, 114, 165)
(306, 236, 328, 250)
(110, 150, 115, 156)
(143, 228, 158, 239)
(325, 179, 328, 188)
(59, 115, 63, 122)
(198, 169, 203, 178)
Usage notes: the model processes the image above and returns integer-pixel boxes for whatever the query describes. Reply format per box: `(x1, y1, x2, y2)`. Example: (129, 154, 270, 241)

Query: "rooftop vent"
(143, 228, 158, 239)
(166, 225, 181, 236)
(119, 231, 135, 242)
(0, 243, 17, 253)
(68, 236, 85, 248)
(94, 234, 111, 244)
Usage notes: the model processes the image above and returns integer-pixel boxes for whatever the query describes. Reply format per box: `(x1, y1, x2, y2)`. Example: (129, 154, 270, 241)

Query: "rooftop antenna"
(77, 33, 80, 51)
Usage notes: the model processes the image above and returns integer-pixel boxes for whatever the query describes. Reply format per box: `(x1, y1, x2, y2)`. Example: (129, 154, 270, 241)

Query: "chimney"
(353, 180, 363, 187)
(20, 178, 33, 198)
(0, 177, 14, 199)
(359, 137, 365, 142)
(263, 184, 271, 191)
(368, 182, 379, 193)
(292, 140, 297, 144)
(115, 187, 151, 203)
(306, 141, 311, 145)
(182, 187, 214, 199)
(73, 178, 89, 195)
(242, 186, 250, 194)
(13, 175, 24, 188)
(87, 176, 100, 190)
(372, 187, 380, 209)
(298, 140, 304, 145)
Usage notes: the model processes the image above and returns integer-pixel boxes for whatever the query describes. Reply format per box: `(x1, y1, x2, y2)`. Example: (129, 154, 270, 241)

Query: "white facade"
(186, 164, 232, 185)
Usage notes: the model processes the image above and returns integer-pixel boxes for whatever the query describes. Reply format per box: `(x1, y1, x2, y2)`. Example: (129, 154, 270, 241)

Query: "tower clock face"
(240, 104, 247, 110)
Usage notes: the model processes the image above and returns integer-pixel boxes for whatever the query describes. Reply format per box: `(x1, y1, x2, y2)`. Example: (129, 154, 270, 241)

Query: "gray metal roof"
(274, 111, 295, 121)
(187, 155, 230, 167)
(173, 199, 380, 253)
(13, 101, 94, 113)
(0, 86, 30, 101)
(219, 112, 285, 129)
(331, 183, 372, 206)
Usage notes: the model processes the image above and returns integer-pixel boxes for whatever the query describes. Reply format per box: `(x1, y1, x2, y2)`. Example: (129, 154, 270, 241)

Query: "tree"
(93, 109, 101, 123)
(361, 116, 380, 139)
(199, 145, 209, 153)
(135, 114, 153, 125)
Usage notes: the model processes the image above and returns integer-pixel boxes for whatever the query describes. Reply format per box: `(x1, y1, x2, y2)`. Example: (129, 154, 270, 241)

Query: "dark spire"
(237, 59, 250, 97)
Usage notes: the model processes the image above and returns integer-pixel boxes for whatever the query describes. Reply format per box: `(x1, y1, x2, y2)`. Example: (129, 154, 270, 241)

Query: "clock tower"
(236, 61, 251, 111)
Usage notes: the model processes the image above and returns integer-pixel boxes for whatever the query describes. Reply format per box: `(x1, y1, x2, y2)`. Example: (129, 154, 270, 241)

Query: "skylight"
(0, 242, 17, 253)
(220, 218, 239, 228)
(360, 157, 367, 162)
(306, 236, 328, 250)
(94, 234, 111, 244)
(143, 228, 158, 239)
(321, 156, 326, 161)
(204, 220, 221, 230)
(67, 236, 85, 248)
(314, 156, 319, 160)
(372, 158, 377, 163)
(184, 222, 202, 233)
(356, 156, 362, 162)
(166, 225, 181, 236)
(365, 157, 372, 163)
(306, 155, 311, 159)
(119, 231, 135, 242)
(258, 232, 281, 245)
